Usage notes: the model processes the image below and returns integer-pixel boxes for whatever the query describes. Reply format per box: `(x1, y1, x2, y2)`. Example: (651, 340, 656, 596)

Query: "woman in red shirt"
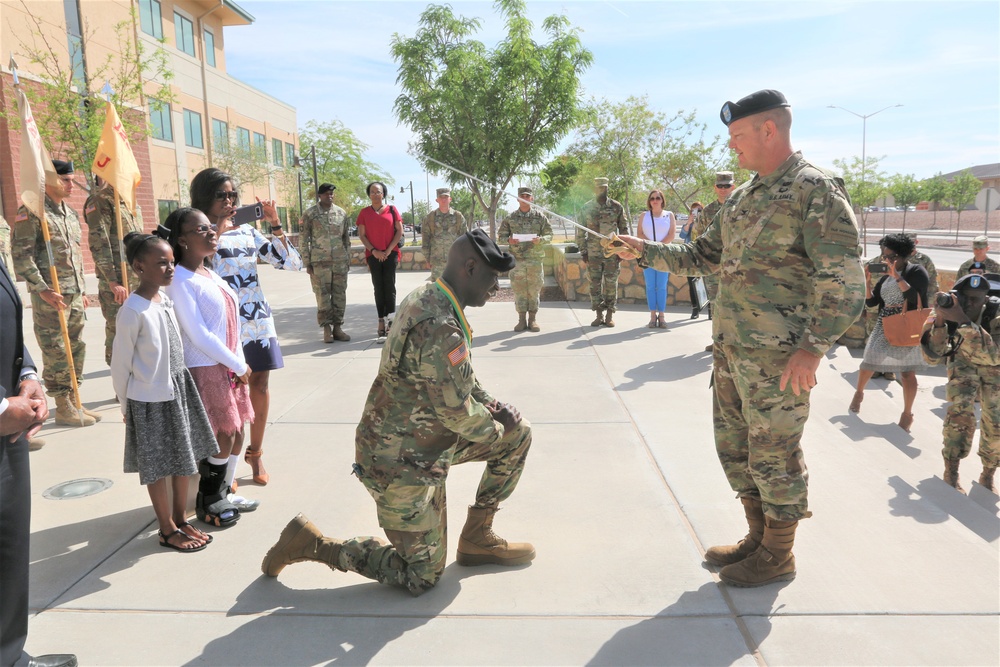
(355, 182, 403, 338)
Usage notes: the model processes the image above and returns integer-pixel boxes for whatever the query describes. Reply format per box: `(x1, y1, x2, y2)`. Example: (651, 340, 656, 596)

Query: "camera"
(869, 262, 888, 274)
(937, 291, 958, 308)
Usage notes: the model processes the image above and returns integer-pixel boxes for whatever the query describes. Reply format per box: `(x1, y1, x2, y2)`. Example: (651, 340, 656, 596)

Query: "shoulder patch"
(85, 203, 97, 215)
(14, 211, 28, 223)
(447, 341, 469, 366)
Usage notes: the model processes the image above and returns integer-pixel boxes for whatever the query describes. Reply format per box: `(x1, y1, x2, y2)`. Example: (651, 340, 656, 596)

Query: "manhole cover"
(42, 478, 113, 499)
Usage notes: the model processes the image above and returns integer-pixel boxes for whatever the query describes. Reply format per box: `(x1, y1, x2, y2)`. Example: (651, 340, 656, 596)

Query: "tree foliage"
(299, 119, 388, 214)
(947, 169, 982, 240)
(921, 173, 948, 228)
(888, 173, 922, 231)
(391, 0, 593, 237)
(832, 155, 887, 240)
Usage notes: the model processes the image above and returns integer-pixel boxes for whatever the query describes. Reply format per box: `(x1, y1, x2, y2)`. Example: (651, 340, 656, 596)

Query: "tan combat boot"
(591, 309, 604, 327)
(514, 312, 527, 332)
(943, 457, 965, 493)
(527, 311, 540, 332)
(323, 324, 333, 344)
(261, 513, 344, 577)
(54, 395, 96, 427)
(603, 310, 615, 327)
(332, 324, 351, 342)
(81, 405, 102, 422)
(719, 516, 797, 587)
(705, 497, 765, 566)
(978, 466, 996, 494)
(456, 505, 535, 567)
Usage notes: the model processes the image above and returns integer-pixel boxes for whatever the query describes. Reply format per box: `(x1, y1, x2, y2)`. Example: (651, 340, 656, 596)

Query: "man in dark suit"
(0, 253, 76, 667)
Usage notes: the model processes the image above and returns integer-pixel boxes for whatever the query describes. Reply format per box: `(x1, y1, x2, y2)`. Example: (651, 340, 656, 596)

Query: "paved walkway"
(19, 267, 999, 666)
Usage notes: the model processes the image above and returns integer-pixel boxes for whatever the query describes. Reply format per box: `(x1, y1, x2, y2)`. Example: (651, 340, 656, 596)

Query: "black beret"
(465, 228, 515, 272)
(317, 183, 335, 194)
(953, 273, 998, 294)
(52, 159, 74, 175)
(720, 89, 790, 126)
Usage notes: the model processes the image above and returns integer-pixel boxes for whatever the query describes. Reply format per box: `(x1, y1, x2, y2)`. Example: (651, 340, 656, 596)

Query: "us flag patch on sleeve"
(448, 341, 468, 366)
(85, 204, 97, 215)
(14, 211, 28, 222)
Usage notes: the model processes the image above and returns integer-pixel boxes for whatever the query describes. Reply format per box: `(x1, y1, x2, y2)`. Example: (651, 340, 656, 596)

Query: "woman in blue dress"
(191, 168, 302, 489)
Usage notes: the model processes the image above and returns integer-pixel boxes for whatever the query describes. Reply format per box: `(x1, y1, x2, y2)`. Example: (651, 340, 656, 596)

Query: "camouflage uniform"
(921, 309, 1000, 468)
(83, 187, 142, 365)
(638, 151, 865, 520)
(0, 215, 13, 270)
(576, 197, 628, 312)
(694, 199, 724, 301)
(498, 207, 553, 313)
(350, 280, 532, 595)
(908, 252, 939, 297)
(12, 196, 87, 399)
(956, 256, 1000, 280)
(421, 209, 467, 281)
(301, 201, 351, 327)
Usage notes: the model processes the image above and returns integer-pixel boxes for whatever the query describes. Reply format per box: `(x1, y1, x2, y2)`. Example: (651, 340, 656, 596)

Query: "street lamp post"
(827, 103, 902, 250)
(401, 181, 416, 242)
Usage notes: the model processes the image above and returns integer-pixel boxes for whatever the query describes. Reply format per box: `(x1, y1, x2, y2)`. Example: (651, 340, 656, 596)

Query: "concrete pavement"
(18, 266, 999, 666)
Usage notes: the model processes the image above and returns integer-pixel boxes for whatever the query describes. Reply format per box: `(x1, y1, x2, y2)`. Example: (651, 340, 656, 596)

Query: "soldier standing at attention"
(12, 159, 102, 427)
(422, 187, 467, 281)
(262, 229, 535, 596)
(608, 90, 865, 587)
(956, 236, 1000, 279)
(694, 172, 737, 326)
(498, 187, 553, 332)
(301, 183, 351, 343)
(577, 177, 628, 327)
(84, 176, 143, 365)
(905, 232, 939, 296)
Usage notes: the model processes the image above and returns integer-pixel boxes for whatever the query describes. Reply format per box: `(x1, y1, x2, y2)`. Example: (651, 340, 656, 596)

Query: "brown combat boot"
(456, 505, 535, 567)
(54, 395, 96, 427)
(719, 516, 797, 587)
(332, 324, 351, 341)
(527, 311, 540, 332)
(943, 457, 966, 494)
(514, 312, 527, 332)
(591, 309, 604, 327)
(323, 324, 333, 343)
(261, 513, 344, 577)
(705, 497, 765, 566)
(603, 310, 615, 327)
(978, 466, 996, 494)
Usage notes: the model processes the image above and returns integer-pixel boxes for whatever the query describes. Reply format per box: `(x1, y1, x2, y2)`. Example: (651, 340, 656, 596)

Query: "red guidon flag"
(92, 101, 141, 213)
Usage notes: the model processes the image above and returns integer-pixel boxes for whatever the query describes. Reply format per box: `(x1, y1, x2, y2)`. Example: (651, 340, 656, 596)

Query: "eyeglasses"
(715, 183, 733, 189)
(882, 253, 898, 261)
(185, 224, 215, 236)
(649, 196, 662, 201)
(214, 191, 238, 201)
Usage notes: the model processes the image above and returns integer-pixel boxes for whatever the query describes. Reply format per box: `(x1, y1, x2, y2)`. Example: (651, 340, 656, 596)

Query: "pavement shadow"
(185, 564, 477, 666)
(828, 414, 922, 458)
(586, 581, 780, 666)
(887, 475, 1000, 542)
(617, 353, 712, 391)
(484, 325, 587, 351)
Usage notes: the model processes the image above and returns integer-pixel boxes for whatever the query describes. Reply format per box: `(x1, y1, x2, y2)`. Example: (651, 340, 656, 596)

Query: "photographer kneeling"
(921, 274, 1000, 494)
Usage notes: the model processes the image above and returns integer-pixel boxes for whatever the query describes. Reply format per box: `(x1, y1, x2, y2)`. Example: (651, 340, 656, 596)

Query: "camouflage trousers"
(428, 249, 449, 283)
(588, 256, 621, 312)
(348, 419, 532, 596)
(97, 277, 138, 366)
(942, 361, 1000, 466)
(30, 292, 86, 398)
(704, 274, 719, 302)
(713, 344, 811, 521)
(509, 259, 543, 313)
(309, 262, 349, 327)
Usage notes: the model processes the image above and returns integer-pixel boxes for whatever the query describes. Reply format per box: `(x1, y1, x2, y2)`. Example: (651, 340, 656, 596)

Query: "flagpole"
(113, 184, 128, 295)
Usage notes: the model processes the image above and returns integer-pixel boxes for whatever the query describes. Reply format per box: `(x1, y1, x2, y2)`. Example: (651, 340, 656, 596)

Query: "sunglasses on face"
(882, 253, 898, 261)
(715, 184, 732, 189)
(214, 191, 238, 201)
(185, 224, 215, 236)
(649, 196, 662, 201)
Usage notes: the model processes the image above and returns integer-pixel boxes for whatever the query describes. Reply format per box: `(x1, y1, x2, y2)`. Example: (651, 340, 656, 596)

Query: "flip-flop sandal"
(159, 529, 207, 552)
(177, 521, 213, 544)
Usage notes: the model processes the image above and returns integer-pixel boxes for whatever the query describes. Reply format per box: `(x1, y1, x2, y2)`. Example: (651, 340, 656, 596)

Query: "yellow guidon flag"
(91, 100, 141, 213)
(14, 85, 57, 218)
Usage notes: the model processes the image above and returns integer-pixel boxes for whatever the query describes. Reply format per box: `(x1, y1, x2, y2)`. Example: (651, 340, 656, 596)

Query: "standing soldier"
(498, 187, 553, 332)
(577, 177, 628, 327)
(694, 172, 737, 322)
(84, 176, 143, 365)
(301, 183, 351, 343)
(12, 159, 100, 427)
(607, 90, 865, 587)
(921, 273, 1000, 494)
(956, 236, 1000, 279)
(422, 187, 467, 281)
(905, 232, 939, 296)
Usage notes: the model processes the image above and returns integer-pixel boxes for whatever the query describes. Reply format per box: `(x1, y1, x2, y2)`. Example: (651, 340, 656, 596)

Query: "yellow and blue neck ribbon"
(434, 278, 472, 346)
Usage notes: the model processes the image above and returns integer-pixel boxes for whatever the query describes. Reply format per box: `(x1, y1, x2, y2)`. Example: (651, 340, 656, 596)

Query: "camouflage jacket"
(421, 209, 467, 257)
(84, 187, 143, 285)
(0, 216, 12, 271)
(12, 196, 86, 294)
(639, 151, 865, 356)
(498, 207, 553, 261)
(921, 306, 1000, 374)
(301, 202, 351, 268)
(576, 197, 627, 255)
(355, 280, 502, 490)
(908, 252, 939, 296)
(956, 256, 1000, 280)
(693, 199, 724, 241)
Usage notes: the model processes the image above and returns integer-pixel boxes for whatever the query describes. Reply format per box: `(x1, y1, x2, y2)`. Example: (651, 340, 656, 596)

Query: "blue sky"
(225, 1, 1000, 207)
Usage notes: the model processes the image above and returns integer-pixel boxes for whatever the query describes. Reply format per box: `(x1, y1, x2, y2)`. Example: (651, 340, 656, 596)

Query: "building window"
(138, 0, 163, 39)
(63, 0, 86, 88)
(253, 132, 266, 160)
(183, 109, 203, 149)
(150, 102, 172, 141)
(237, 127, 251, 150)
(285, 142, 296, 168)
(203, 29, 216, 67)
(175, 12, 195, 57)
(272, 138, 284, 167)
(158, 199, 178, 223)
(212, 118, 229, 154)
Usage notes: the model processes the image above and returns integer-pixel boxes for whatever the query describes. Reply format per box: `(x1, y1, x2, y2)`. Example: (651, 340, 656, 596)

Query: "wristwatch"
(20, 372, 39, 382)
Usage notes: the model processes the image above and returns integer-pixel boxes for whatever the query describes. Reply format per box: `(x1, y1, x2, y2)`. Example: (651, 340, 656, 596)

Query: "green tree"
(947, 170, 982, 242)
(832, 155, 887, 242)
(212, 132, 270, 192)
(391, 0, 593, 237)
(299, 119, 388, 214)
(921, 173, 949, 228)
(888, 173, 922, 232)
(7, 5, 174, 185)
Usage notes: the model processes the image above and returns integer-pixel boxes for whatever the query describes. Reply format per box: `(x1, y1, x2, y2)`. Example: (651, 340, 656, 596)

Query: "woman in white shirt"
(637, 189, 676, 328)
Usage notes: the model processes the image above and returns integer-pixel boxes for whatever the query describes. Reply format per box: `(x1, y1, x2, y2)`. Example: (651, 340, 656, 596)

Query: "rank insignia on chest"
(448, 341, 468, 366)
